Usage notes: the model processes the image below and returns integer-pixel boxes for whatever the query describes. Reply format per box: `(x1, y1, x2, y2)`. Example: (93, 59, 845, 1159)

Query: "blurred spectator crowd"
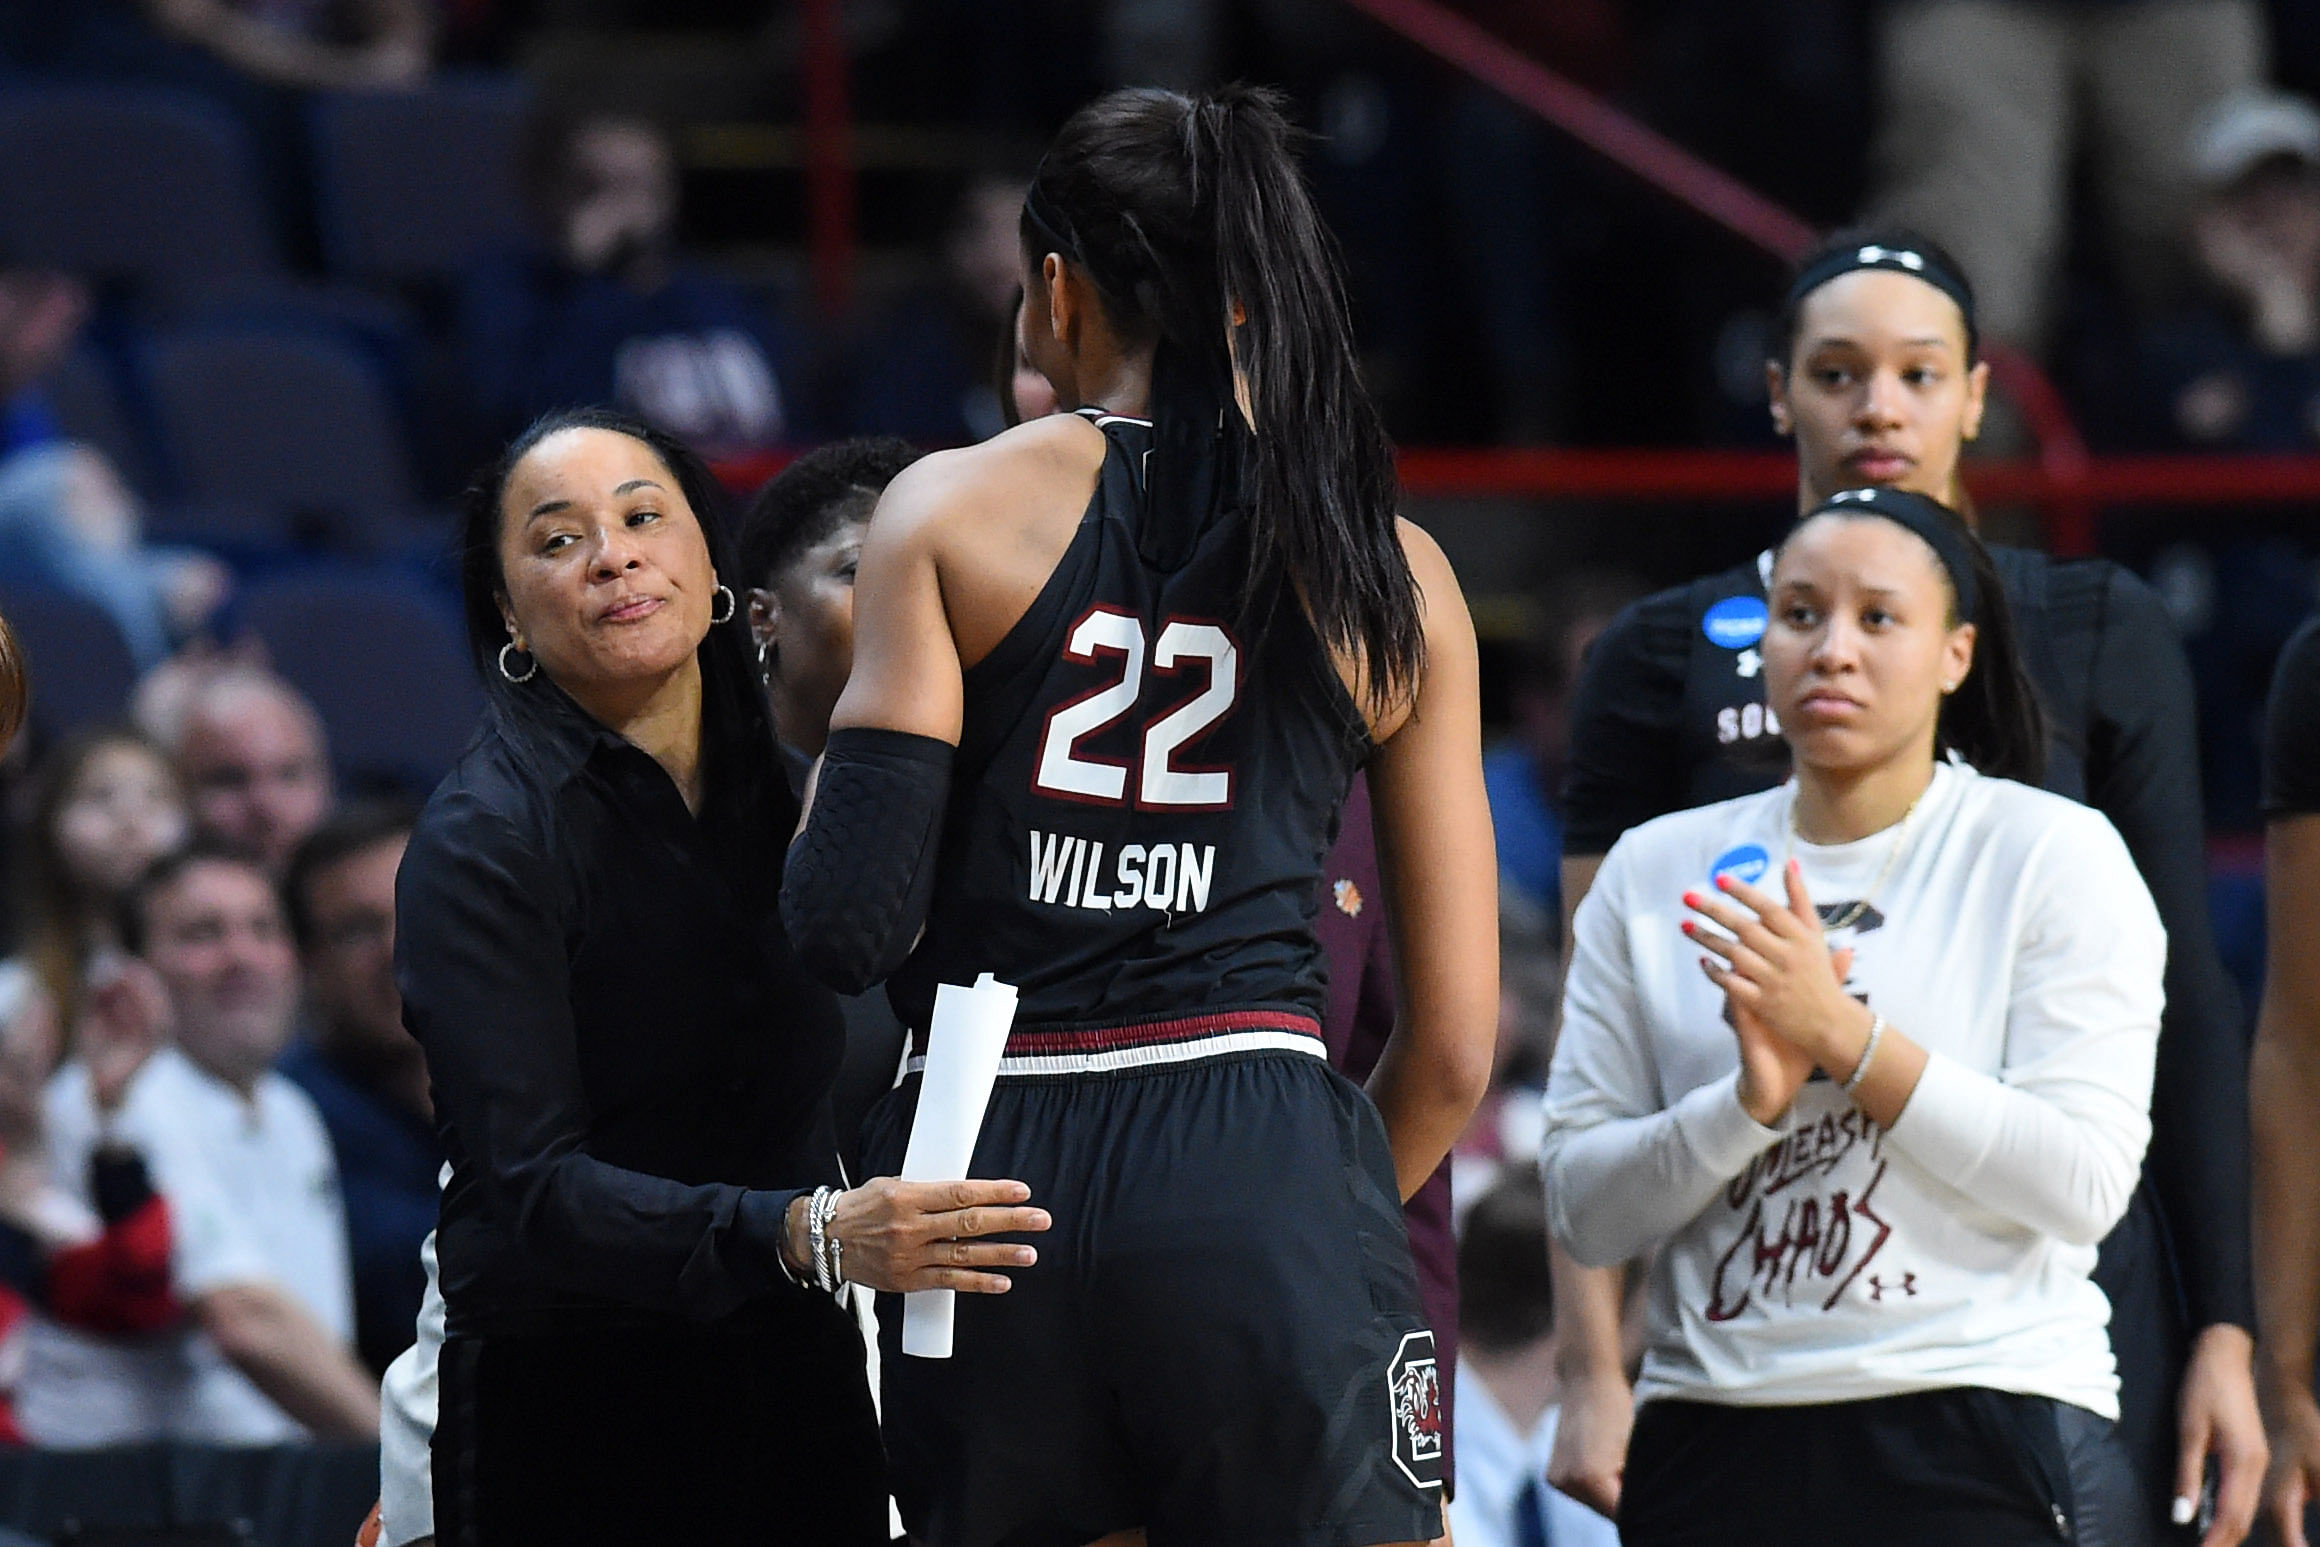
(0, 8, 2310, 1537)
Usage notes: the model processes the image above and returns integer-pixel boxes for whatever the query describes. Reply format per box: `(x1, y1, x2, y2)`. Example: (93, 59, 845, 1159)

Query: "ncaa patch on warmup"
(1701, 595, 1768, 650)
(1386, 1329, 1445, 1490)
(1709, 843, 1771, 889)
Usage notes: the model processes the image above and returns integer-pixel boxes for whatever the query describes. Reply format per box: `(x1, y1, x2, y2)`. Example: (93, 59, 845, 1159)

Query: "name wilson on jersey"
(1027, 829, 1216, 914)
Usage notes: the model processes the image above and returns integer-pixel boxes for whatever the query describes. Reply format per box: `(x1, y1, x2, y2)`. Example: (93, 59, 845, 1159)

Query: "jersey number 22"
(1034, 608, 1239, 809)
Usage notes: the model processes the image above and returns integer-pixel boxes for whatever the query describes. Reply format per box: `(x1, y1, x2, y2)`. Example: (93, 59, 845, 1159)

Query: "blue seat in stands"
(43, 344, 157, 496)
(310, 77, 534, 283)
(0, 586, 137, 744)
(0, 87, 279, 287)
(238, 573, 481, 797)
(145, 329, 419, 550)
(0, 1440, 378, 1547)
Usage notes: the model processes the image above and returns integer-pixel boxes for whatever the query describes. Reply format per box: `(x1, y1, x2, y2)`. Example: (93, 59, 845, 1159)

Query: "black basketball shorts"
(859, 1040, 1445, 1547)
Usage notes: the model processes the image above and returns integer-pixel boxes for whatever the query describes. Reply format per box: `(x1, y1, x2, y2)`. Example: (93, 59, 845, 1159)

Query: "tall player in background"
(1547, 231, 2263, 1546)
(782, 85, 1497, 1547)
(2252, 614, 2320, 1546)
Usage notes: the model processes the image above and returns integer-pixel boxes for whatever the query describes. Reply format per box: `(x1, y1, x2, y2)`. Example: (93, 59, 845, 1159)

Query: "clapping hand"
(1684, 862, 1861, 1124)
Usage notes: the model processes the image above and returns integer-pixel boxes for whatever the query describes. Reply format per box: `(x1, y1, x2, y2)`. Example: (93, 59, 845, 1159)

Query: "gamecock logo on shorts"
(1386, 1329, 1445, 1490)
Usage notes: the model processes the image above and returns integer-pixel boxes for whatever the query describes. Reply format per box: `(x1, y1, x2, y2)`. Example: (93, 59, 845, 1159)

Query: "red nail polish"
(1715, 875, 1732, 891)
(1681, 919, 1696, 935)
(1682, 891, 1701, 908)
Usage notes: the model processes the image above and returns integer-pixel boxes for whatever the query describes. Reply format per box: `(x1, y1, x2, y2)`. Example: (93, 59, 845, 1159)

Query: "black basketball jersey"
(886, 411, 1372, 1044)
(1562, 544, 2114, 856)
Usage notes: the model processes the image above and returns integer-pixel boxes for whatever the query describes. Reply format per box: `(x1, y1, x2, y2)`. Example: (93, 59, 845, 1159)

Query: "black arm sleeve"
(2263, 616, 2320, 819)
(2086, 567, 2254, 1333)
(780, 727, 953, 996)
(397, 802, 804, 1322)
(1560, 591, 1694, 857)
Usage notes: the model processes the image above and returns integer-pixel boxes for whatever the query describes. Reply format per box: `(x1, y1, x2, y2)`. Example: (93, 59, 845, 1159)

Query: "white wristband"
(1842, 1013, 1887, 1096)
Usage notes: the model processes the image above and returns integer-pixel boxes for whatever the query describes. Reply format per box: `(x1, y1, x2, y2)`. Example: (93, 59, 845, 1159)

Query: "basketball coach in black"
(396, 407, 1047, 1546)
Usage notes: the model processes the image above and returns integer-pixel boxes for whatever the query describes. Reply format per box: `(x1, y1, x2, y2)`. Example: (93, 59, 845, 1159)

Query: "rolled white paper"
(898, 972, 1017, 1358)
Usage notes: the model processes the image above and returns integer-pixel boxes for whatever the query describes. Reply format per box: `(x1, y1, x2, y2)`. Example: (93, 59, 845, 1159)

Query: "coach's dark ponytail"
(1942, 531, 2046, 785)
(1026, 86, 1423, 712)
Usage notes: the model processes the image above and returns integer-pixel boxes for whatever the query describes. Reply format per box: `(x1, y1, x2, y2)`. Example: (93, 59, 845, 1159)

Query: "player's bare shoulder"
(870, 414, 1105, 556)
(868, 414, 1108, 665)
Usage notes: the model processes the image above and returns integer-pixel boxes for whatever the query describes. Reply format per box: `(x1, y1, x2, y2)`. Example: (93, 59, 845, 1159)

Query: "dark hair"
(0, 607, 25, 759)
(282, 799, 418, 954)
(456, 407, 796, 886)
(737, 437, 920, 591)
(17, 726, 183, 1028)
(1025, 85, 1422, 711)
(1777, 499, 2047, 784)
(1771, 224, 1980, 368)
(1457, 1169, 1554, 1353)
(121, 839, 268, 958)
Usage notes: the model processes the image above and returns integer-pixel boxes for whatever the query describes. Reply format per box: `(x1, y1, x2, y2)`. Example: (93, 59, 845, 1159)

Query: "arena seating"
(0, 89, 278, 289)
(308, 77, 535, 285)
(0, 588, 135, 744)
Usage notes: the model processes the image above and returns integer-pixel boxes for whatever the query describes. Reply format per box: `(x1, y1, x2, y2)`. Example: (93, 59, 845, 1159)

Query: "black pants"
(433, 1298, 888, 1547)
(1619, 1388, 2156, 1547)
(2097, 1182, 2196, 1539)
(863, 1052, 1444, 1547)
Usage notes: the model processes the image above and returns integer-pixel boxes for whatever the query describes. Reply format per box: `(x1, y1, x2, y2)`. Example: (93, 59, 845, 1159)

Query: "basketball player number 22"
(1034, 609, 1239, 808)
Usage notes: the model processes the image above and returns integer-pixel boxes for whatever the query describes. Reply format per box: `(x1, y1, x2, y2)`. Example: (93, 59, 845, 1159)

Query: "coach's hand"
(784, 1178, 1048, 1294)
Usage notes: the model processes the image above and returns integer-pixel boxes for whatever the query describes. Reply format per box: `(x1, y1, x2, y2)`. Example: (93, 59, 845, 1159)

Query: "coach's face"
(497, 428, 720, 704)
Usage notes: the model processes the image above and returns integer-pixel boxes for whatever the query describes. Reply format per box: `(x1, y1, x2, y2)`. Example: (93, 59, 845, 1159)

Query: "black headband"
(1021, 178, 1083, 264)
(1804, 486, 1981, 623)
(1785, 240, 1978, 350)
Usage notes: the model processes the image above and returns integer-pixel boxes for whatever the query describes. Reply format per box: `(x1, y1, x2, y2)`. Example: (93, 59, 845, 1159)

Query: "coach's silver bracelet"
(809, 1185, 849, 1295)
(1842, 1013, 1887, 1096)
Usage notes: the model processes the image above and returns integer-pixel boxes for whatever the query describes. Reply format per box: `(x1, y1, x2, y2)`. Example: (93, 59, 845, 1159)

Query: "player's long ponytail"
(1025, 86, 1423, 714)
(1942, 529, 2047, 785)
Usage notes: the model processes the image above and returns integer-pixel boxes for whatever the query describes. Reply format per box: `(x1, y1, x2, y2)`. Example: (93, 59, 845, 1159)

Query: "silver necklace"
(1786, 777, 1932, 932)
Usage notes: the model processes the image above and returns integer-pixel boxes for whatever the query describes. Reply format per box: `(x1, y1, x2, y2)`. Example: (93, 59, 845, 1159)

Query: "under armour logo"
(1735, 648, 1762, 679)
(1867, 1272, 1919, 1301)
(1857, 244, 1925, 271)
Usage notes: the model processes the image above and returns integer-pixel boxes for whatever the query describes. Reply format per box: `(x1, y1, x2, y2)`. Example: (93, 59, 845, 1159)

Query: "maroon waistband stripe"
(1001, 1010, 1324, 1056)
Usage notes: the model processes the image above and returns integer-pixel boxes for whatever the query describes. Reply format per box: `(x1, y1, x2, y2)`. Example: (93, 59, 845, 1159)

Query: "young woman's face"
(1770, 270, 1990, 509)
(1764, 514, 1975, 779)
(496, 427, 719, 700)
(750, 517, 865, 758)
(54, 740, 187, 900)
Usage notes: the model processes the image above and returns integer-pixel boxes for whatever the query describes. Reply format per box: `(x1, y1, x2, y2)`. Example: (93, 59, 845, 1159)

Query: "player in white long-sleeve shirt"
(1541, 486, 2165, 1547)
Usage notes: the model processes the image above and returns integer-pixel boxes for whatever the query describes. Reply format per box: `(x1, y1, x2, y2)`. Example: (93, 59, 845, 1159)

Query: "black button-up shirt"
(397, 682, 845, 1337)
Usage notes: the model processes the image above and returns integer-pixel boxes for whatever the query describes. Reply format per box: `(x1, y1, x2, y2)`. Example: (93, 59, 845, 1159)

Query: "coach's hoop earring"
(498, 641, 538, 684)
(710, 584, 737, 625)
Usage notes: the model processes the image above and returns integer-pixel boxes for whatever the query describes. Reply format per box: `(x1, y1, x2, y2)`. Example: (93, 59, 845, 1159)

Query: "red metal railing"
(785, 0, 2320, 544)
(716, 447, 2320, 508)
(798, 0, 856, 316)
(1333, 0, 2133, 551)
